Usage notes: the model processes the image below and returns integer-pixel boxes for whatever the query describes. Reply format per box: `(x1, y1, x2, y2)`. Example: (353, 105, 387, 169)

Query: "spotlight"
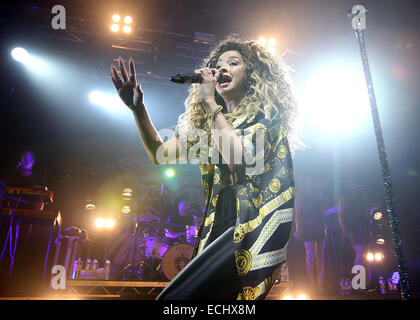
(300, 67, 369, 133)
(89, 90, 128, 113)
(375, 252, 384, 262)
(112, 14, 121, 22)
(165, 168, 175, 178)
(95, 218, 105, 228)
(296, 294, 308, 300)
(122, 25, 132, 33)
(105, 218, 115, 229)
(86, 203, 96, 210)
(11, 47, 29, 63)
(373, 211, 383, 220)
(124, 16, 132, 24)
(257, 37, 267, 46)
(391, 271, 400, 285)
(282, 295, 293, 300)
(268, 38, 277, 47)
(122, 188, 132, 197)
(376, 238, 385, 245)
(366, 252, 374, 261)
(110, 24, 120, 32)
(122, 206, 131, 214)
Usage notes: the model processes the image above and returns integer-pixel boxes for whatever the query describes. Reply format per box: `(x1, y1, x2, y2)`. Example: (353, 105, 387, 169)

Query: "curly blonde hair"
(176, 34, 300, 153)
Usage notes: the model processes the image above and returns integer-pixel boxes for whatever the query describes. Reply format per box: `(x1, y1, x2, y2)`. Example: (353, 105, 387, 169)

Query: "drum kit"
(119, 216, 199, 282)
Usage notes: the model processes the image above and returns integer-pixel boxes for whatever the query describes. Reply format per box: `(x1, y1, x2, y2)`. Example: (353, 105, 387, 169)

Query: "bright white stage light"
(300, 67, 370, 133)
(11, 47, 48, 73)
(89, 90, 128, 114)
(95, 218, 105, 228)
(296, 293, 308, 300)
(375, 252, 384, 261)
(122, 25, 132, 33)
(112, 14, 121, 22)
(366, 252, 374, 261)
(11, 47, 29, 62)
(105, 218, 115, 229)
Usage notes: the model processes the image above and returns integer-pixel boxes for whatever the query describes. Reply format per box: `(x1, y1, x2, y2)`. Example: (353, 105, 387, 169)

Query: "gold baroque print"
(252, 193, 263, 208)
(238, 287, 260, 300)
(234, 224, 246, 243)
(211, 194, 219, 207)
(269, 178, 281, 193)
(277, 144, 287, 159)
(213, 173, 220, 185)
(235, 250, 252, 276)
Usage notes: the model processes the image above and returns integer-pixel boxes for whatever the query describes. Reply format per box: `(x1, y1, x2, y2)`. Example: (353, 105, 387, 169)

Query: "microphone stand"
(348, 5, 411, 300)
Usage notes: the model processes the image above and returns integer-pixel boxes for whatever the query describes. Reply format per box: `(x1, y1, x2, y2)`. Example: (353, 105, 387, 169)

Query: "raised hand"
(111, 58, 144, 110)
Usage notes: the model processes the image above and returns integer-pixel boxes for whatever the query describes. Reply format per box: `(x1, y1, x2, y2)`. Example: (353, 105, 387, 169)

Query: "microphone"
(170, 72, 223, 84)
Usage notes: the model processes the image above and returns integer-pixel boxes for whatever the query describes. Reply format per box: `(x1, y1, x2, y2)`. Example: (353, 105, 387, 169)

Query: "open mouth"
(218, 74, 232, 87)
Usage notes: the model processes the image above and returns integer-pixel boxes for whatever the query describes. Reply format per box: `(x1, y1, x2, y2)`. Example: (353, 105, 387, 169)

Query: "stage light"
(11, 47, 29, 62)
(105, 218, 115, 229)
(110, 24, 120, 32)
(95, 218, 105, 228)
(165, 168, 175, 178)
(122, 25, 132, 33)
(124, 16, 132, 24)
(257, 37, 267, 46)
(122, 188, 132, 197)
(268, 38, 277, 47)
(86, 203, 96, 210)
(122, 206, 131, 214)
(366, 252, 374, 261)
(112, 14, 121, 22)
(376, 238, 385, 245)
(375, 252, 384, 262)
(89, 90, 129, 114)
(282, 295, 293, 300)
(391, 271, 400, 285)
(300, 67, 369, 133)
(296, 293, 308, 300)
(373, 211, 383, 220)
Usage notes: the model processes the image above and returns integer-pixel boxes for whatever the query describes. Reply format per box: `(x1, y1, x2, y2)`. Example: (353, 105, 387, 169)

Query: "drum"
(185, 225, 198, 244)
(161, 243, 194, 280)
(145, 236, 169, 259)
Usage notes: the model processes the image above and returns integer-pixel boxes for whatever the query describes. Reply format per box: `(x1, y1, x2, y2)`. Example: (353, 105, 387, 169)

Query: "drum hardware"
(118, 219, 199, 281)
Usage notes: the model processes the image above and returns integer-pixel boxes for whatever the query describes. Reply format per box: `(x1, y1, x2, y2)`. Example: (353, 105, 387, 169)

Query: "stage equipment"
(161, 243, 194, 280)
(348, 5, 411, 299)
(1, 186, 60, 282)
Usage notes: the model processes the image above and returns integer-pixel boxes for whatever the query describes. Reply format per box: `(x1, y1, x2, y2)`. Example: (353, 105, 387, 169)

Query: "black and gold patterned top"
(192, 109, 295, 300)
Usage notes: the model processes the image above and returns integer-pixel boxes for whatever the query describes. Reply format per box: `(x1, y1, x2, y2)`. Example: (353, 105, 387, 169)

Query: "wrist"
(202, 98, 218, 113)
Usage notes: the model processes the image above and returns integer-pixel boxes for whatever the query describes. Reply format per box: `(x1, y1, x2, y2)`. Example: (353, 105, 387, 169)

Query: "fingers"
(129, 59, 137, 87)
(119, 58, 129, 82)
(195, 67, 218, 82)
(111, 65, 122, 90)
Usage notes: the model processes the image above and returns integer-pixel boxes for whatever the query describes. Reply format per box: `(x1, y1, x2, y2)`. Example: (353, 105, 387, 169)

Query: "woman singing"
(111, 35, 299, 300)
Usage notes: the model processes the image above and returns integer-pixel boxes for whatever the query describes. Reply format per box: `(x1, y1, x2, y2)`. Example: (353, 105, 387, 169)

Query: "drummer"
(165, 199, 198, 240)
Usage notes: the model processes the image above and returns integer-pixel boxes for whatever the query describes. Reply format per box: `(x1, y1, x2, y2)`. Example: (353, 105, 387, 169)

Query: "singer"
(111, 34, 299, 300)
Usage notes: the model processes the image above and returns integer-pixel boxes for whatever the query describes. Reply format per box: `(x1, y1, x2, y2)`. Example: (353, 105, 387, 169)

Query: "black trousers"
(157, 226, 241, 300)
